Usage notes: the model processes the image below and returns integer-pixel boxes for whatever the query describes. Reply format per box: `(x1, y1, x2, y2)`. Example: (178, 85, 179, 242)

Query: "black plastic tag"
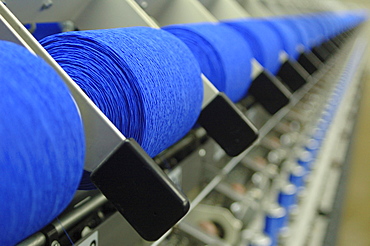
(312, 46, 329, 62)
(198, 93, 258, 157)
(277, 60, 309, 91)
(90, 139, 190, 241)
(248, 70, 291, 114)
(298, 52, 321, 75)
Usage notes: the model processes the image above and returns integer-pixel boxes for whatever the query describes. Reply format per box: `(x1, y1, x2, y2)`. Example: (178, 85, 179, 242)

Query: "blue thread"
(223, 19, 284, 75)
(57, 217, 75, 246)
(310, 13, 334, 41)
(162, 22, 253, 102)
(0, 41, 85, 245)
(40, 27, 203, 189)
(280, 16, 312, 52)
(263, 17, 301, 61)
(298, 16, 325, 47)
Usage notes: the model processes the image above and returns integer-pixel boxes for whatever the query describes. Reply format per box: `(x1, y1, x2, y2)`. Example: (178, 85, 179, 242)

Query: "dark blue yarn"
(0, 41, 85, 245)
(262, 17, 301, 60)
(223, 19, 284, 75)
(40, 27, 203, 188)
(162, 22, 253, 102)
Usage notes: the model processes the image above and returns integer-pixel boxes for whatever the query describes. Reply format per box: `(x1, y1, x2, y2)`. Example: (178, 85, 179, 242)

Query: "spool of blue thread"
(304, 15, 330, 44)
(332, 11, 359, 34)
(347, 12, 362, 31)
(312, 125, 327, 141)
(337, 12, 353, 32)
(264, 205, 286, 246)
(289, 165, 306, 190)
(278, 183, 297, 229)
(0, 41, 85, 245)
(297, 150, 314, 172)
(278, 183, 298, 213)
(280, 16, 311, 52)
(162, 22, 253, 102)
(324, 12, 339, 37)
(319, 13, 341, 39)
(309, 14, 331, 41)
(337, 14, 347, 33)
(297, 15, 323, 48)
(41, 27, 203, 188)
(305, 138, 320, 160)
(263, 17, 301, 61)
(323, 12, 348, 39)
(223, 18, 284, 75)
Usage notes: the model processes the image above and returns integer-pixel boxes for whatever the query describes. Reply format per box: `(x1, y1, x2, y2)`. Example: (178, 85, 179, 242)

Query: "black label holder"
(197, 75, 259, 157)
(276, 51, 310, 92)
(247, 59, 292, 115)
(297, 50, 323, 75)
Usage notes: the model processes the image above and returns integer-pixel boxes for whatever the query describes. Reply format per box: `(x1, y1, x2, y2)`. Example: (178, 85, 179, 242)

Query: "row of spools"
(261, 18, 365, 246)
(262, 52, 356, 246)
(0, 6, 367, 246)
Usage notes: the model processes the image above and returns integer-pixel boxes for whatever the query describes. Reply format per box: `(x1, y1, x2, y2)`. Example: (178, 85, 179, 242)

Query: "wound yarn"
(223, 19, 284, 75)
(162, 22, 253, 102)
(40, 27, 203, 188)
(280, 16, 311, 52)
(0, 40, 85, 245)
(263, 17, 301, 61)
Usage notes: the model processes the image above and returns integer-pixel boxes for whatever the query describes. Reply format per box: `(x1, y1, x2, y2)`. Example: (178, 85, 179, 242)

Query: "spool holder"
(332, 36, 343, 48)
(1, 2, 259, 241)
(298, 51, 322, 75)
(312, 45, 330, 62)
(247, 60, 292, 115)
(276, 52, 310, 92)
(323, 39, 338, 55)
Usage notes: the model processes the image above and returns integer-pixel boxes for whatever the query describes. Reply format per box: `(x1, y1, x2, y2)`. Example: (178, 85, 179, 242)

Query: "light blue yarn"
(41, 27, 203, 188)
(162, 22, 253, 102)
(0, 41, 85, 245)
(223, 19, 284, 75)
